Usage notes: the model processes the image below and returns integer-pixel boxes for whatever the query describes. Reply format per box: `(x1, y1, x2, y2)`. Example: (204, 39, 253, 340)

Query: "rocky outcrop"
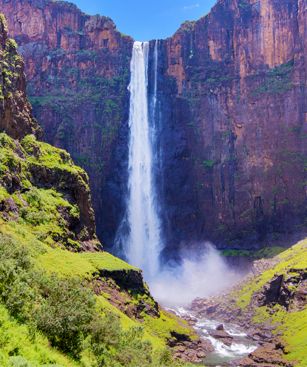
(255, 268, 307, 310)
(209, 324, 234, 346)
(1, 0, 306, 254)
(168, 331, 213, 363)
(0, 0, 133, 248)
(0, 12, 97, 247)
(238, 342, 294, 367)
(0, 14, 39, 138)
(155, 0, 307, 252)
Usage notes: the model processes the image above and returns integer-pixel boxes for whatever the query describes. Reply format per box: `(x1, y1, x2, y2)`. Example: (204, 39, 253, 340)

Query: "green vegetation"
(143, 310, 196, 342)
(221, 246, 286, 259)
(0, 14, 22, 102)
(253, 305, 307, 367)
(0, 234, 184, 367)
(38, 248, 137, 278)
(0, 132, 195, 366)
(238, 0, 251, 11)
(236, 239, 307, 308)
(253, 60, 294, 96)
(202, 159, 215, 170)
(234, 238, 307, 366)
(0, 132, 90, 247)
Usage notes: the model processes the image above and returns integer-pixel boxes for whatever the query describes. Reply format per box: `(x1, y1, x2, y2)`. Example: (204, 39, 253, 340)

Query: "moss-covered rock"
(0, 14, 40, 139)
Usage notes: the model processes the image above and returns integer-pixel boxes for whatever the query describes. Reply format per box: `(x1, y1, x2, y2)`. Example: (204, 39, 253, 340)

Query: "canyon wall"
(0, 13, 39, 138)
(0, 0, 133, 247)
(0, 12, 97, 247)
(153, 0, 306, 253)
(1, 0, 306, 253)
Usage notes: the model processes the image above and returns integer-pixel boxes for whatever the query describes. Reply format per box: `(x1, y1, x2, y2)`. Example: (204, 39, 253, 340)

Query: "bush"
(0, 235, 35, 321)
(34, 276, 95, 358)
(0, 234, 184, 366)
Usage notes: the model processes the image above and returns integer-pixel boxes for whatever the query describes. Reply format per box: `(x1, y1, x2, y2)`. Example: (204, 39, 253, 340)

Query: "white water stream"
(117, 41, 163, 279)
(116, 41, 256, 365)
(174, 308, 257, 366)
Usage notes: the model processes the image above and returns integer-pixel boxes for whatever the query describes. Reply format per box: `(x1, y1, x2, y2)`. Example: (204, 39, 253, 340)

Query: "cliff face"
(0, 14, 39, 138)
(0, 0, 133, 246)
(154, 0, 307, 252)
(0, 16, 203, 365)
(1, 0, 306, 253)
(0, 13, 97, 248)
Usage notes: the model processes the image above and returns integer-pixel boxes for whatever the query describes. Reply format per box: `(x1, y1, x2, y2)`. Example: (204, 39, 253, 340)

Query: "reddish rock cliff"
(0, 14, 39, 138)
(156, 0, 306, 251)
(0, 12, 98, 247)
(0, 0, 133, 246)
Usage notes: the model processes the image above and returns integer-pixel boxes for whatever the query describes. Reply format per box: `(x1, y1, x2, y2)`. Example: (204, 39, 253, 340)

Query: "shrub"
(34, 276, 95, 358)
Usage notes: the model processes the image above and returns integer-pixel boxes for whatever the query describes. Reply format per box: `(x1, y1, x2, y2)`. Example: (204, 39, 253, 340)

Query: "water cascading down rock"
(116, 41, 163, 279)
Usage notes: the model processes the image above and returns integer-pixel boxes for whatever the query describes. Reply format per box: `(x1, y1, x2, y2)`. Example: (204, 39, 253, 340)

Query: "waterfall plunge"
(117, 41, 162, 279)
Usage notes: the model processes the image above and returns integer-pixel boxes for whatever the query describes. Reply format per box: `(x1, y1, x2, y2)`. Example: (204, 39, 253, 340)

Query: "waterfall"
(116, 41, 163, 279)
(152, 40, 159, 116)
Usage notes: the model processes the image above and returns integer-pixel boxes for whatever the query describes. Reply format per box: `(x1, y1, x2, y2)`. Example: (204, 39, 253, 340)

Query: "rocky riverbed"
(172, 307, 258, 367)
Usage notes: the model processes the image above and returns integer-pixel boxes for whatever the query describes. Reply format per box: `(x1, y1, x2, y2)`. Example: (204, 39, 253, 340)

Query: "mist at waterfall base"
(149, 243, 241, 308)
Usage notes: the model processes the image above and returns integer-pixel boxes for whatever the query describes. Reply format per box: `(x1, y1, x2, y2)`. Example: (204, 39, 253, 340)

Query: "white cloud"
(183, 3, 200, 10)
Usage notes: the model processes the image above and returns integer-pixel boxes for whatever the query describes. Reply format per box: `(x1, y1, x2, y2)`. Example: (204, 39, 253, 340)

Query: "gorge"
(0, 0, 306, 260)
(0, 0, 306, 366)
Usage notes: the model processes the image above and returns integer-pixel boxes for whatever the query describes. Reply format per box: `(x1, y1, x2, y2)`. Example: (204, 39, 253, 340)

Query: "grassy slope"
(0, 132, 195, 366)
(0, 303, 80, 367)
(236, 238, 307, 366)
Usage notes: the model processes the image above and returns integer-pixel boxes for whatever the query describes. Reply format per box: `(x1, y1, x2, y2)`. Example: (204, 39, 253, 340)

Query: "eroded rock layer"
(153, 0, 306, 252)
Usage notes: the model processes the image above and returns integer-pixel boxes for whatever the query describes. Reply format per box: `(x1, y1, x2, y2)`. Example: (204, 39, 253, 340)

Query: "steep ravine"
(0, 14, 204, 366)
(1, 0, 306, 257)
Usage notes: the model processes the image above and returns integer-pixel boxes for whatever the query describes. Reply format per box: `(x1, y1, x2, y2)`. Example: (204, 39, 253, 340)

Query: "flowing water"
(116, 42, 256, 365)
(116, 41, 163, 279)
(175, 308, 257, 366)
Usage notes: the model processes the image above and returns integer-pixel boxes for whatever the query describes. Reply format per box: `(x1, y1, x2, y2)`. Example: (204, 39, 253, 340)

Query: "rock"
(0, 197, 19, 220)
(169, 334, 213, 363)
(216, 324, 224, 331)
(0, 0, 133, 250)
(0, 14, 40, 139)
(209, 328, 234, 347)
(255, 270, 307, 310)
(238, 342, 294, 367)
(154, 0, 306, 252)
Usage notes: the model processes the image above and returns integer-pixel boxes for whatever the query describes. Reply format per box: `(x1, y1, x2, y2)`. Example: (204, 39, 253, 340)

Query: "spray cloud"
(150, 243, 242, 308)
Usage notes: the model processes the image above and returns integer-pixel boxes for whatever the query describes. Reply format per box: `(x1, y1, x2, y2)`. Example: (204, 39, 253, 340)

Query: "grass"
(221, 246, 287, 259)
(143, 310, 197, 343)
(0, 133, 197, 365)
(38, 248, 137, 278)
(252, 305, 307, 367)
(21, 135, 85, 176)
(234, 238, 307, 366)
(0, 304, 79, 367)
(236, 238, 307, 309)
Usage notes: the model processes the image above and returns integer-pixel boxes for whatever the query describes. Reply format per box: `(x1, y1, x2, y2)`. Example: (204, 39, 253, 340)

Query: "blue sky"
(70, 0, 217, 41)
